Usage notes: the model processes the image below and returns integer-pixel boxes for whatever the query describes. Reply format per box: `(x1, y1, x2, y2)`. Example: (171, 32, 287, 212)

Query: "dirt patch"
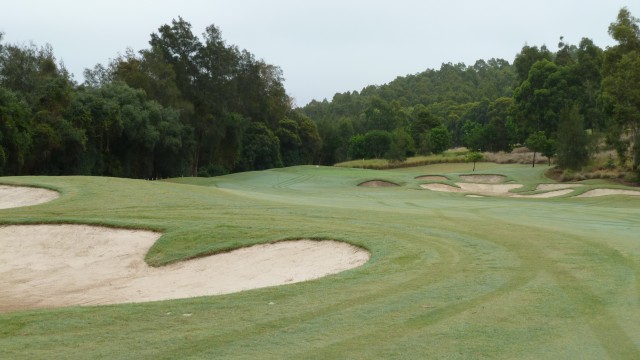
(459, 174, 506, 184)
(0, 185, 59, 210)
(358, 180, 399, 187)
(0, 225, 370, 312)
(536, 184, 583, 191)
(576, 189, 640, 198)
(415, 175, 448, 181)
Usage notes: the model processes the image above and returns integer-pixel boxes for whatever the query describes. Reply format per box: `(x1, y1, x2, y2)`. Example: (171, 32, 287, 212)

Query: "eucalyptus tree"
(602, 7, 640, 172)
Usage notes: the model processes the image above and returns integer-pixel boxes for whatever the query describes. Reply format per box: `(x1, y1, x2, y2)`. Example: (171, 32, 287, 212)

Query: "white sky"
(1, 1, 638, 106)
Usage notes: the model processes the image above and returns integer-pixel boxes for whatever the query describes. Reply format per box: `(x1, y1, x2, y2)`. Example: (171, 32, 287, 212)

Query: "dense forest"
(303, 8, 640, 179)
(0, 18, 320, 178)
(1, 8, 640, 179)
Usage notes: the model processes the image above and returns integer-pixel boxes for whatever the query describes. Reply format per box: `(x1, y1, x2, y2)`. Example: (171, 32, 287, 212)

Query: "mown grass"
(1, 164, 639, 359)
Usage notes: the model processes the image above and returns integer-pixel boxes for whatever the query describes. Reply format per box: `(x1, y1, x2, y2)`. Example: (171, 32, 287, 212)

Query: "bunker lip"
(0, 225, 370, 312)
(358, 180, 399, 187)
(0, 185, 59, 210)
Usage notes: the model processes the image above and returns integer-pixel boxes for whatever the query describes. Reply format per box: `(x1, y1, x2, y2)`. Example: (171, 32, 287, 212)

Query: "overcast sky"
(1, 1, 638, 106)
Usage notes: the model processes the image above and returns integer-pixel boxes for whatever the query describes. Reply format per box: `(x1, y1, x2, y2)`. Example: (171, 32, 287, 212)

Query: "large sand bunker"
(358, 180, 399, 187)
(420, 183, 522, 195)
(0, 225, 370, 312)
(0, 185, 59, 209)
(420, 183, 573, 198)
(576, 189, 640, 197)
(459, 174, 506, 184)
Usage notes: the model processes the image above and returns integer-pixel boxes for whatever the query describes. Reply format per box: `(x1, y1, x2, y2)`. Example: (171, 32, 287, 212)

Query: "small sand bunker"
(415, 175, 448, 181)
(536, 183, 583, 191)
(576, 189, 640, 198)
(512, 189, 574, 198)
(459, 174, 506, 184)
(0, 225, 370, 312)
(358, 180, 399, 187)
(0, 185, 59, 210)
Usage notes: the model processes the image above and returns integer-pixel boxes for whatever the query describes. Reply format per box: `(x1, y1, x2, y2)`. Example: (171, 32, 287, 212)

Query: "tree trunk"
(473, 161, 476, 172)
(532, 151, 536, 168)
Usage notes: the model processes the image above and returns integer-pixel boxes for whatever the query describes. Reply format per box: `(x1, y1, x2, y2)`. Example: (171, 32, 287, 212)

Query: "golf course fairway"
(1, 163, 639, 359)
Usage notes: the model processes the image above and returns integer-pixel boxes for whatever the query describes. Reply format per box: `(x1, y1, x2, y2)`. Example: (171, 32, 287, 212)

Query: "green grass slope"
(1, 164, 639, 359)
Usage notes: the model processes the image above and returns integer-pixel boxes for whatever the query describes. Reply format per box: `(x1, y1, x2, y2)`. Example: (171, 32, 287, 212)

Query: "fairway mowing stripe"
(290, 269, 539, 359)
(153, 228, 480, 356)
(181, 226, 522, 357)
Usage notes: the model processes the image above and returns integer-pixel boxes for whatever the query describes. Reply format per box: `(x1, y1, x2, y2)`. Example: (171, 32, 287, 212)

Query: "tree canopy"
(0, 19, 321, 177)
(2, 8, 640, 178)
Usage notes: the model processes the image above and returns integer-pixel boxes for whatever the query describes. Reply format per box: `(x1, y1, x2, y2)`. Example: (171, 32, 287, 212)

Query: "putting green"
(0, 163, 639, 359)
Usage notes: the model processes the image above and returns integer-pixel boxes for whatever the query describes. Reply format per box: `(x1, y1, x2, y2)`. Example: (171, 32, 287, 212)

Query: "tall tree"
(556, 105, 589, 170)
(602, 7, 640, 172)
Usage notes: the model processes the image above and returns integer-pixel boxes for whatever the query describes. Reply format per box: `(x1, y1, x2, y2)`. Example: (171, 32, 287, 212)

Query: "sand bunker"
(358, 180, 399, 187)
(536, 184, 583, 191)
(576, 189, 640, 198)
(421, 183, 521, 194)
(421, 182, 572, 198)
(415, 175, 448, 181)
(0, 185, 59, 210)
(421, 183, 465, 193)
(459, 174, 506, 184)
(512, 189, 574, 198)
(456, 183, 522, 193)
(0, 225, 370, 312)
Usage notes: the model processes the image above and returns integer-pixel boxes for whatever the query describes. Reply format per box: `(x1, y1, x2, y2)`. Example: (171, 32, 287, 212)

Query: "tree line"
(2, 9, 640, 179)
(303, 8, 640, 178)
(0, 18, 320, 178)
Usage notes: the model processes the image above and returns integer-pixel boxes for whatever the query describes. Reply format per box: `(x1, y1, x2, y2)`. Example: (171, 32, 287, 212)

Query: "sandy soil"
(359, 180, 399, 187)
(576, 189, 640, 197)
(0, 185, 59, 210)
(415, 175, 448, 181)
(0, 225, 370, 312)
(459, 174, 506, 184)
